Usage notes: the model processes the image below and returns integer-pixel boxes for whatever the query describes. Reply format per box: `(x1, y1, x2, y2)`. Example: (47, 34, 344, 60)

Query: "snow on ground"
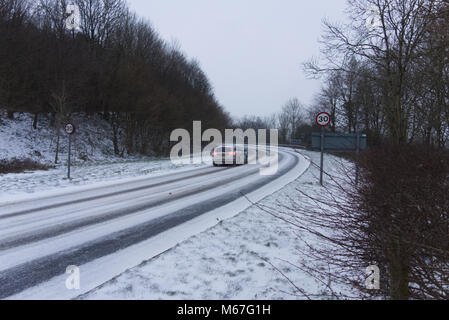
(0, 110, 208, 198)
(80, 150, 355, 300)
(0, 111, 124, 164)
(0, 158, 207, 200)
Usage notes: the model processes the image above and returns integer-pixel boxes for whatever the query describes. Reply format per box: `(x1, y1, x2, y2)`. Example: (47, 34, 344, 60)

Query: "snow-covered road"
(0, 148, 309, 299)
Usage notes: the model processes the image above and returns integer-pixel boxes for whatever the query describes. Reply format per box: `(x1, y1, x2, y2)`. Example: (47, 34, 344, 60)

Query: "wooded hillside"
(0, 0, 231, 157)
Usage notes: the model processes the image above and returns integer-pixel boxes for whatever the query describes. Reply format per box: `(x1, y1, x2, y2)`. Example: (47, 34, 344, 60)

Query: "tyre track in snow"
(0, 149, 302, 299)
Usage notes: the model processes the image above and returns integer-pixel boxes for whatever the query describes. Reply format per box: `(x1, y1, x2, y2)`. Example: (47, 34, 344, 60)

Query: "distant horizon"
(127, 0, 348, 119)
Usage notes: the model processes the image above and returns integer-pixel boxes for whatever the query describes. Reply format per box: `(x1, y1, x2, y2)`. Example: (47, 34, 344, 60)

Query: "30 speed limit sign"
(316, 112, 331, 127)
(65, 123, 76, 135)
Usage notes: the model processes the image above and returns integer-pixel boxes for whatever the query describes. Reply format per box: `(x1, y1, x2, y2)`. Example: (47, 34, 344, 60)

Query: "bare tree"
(50, 81, 72, 164)
(305, 0, 443, 144)
(75, 0, 126, 48)
(255, 145, 448, 300)
(0, 0, 231, 158)
(278, 98, 305, 143)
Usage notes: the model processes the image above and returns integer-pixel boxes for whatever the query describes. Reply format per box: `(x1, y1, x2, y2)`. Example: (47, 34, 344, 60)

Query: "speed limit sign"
(65, 122, 76, 179)
(316, 112, 331, 186)
(65, 123, 75, 135)
(316, 112, 331, 127)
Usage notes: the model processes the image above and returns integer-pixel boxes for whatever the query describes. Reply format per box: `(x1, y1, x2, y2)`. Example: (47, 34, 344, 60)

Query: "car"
(212, 144, 248, 166)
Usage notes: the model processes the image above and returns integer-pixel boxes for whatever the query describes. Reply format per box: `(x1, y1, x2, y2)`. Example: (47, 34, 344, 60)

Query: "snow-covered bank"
(0, 111, 124, 165)
(0, 111, 210, 199)
(0, 158, 208, 202)
(80, 150, 353, 300)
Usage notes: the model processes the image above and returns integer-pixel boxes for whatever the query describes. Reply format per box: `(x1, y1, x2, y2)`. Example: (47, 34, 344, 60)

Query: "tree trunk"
(33, 113, 38, 129)
(111, 114, 120, 156)
(125, 114, 135, 155)
(389, 241, 411, 300)
(54, 127, 60, 164)
(50, 112, 56, 127)
(389, 262, 410, 300)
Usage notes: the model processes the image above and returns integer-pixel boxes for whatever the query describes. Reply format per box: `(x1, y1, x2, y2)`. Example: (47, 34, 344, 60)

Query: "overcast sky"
(127, 0, 348, 119)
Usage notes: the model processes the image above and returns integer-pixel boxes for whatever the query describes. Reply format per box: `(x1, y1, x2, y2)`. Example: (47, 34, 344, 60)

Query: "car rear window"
(215, 146, 234, 153)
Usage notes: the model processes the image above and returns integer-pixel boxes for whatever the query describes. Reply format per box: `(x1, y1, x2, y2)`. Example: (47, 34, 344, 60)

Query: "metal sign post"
(316, 112, 331, 186)
(311, 131, 367, 186)
(355, 132, 360, 185)
(320, 126, 325, 185)
(65, 123, 75, 180)
(68, 134, 72, 179)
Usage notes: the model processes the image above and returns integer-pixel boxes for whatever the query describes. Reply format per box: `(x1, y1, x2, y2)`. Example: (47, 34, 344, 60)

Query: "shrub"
(265, 144, 448, 299)
(0, 158, 52, 174)
(357, 144, 449, 299)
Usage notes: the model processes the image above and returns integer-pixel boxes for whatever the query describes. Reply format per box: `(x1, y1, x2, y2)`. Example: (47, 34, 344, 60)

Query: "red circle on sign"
(65, 123, 76, 135)
(316, 112, 331, 127)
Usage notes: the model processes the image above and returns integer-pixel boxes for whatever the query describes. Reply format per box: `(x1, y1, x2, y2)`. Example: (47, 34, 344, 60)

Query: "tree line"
(0, 0, 231, 158)
(275, 0, 449, 300)
(240, 0, 449, 149)
(234, 98, 309, 146)
(238, 0, 448, 300)
(305, 0, 449, 148)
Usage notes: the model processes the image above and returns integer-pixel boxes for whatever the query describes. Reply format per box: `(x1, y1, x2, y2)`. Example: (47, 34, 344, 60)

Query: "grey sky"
(127, 0, 348, 119)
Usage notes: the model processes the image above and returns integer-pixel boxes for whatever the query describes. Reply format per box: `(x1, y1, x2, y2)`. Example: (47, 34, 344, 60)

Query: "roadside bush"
(357, 144, 449, 299)
(0, 158, 52, 174)
(264, 144, 448, 299)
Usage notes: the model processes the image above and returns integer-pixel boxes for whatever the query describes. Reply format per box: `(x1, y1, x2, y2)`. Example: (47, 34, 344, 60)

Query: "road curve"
(0, 148, 308, 299)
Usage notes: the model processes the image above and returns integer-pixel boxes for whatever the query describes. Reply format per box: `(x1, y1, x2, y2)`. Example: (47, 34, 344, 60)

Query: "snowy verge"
(0, 157, 208, 203)
(0, 111, 125, 164)
(78, 150, 354, 300)
(1, 111, 214, 200)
